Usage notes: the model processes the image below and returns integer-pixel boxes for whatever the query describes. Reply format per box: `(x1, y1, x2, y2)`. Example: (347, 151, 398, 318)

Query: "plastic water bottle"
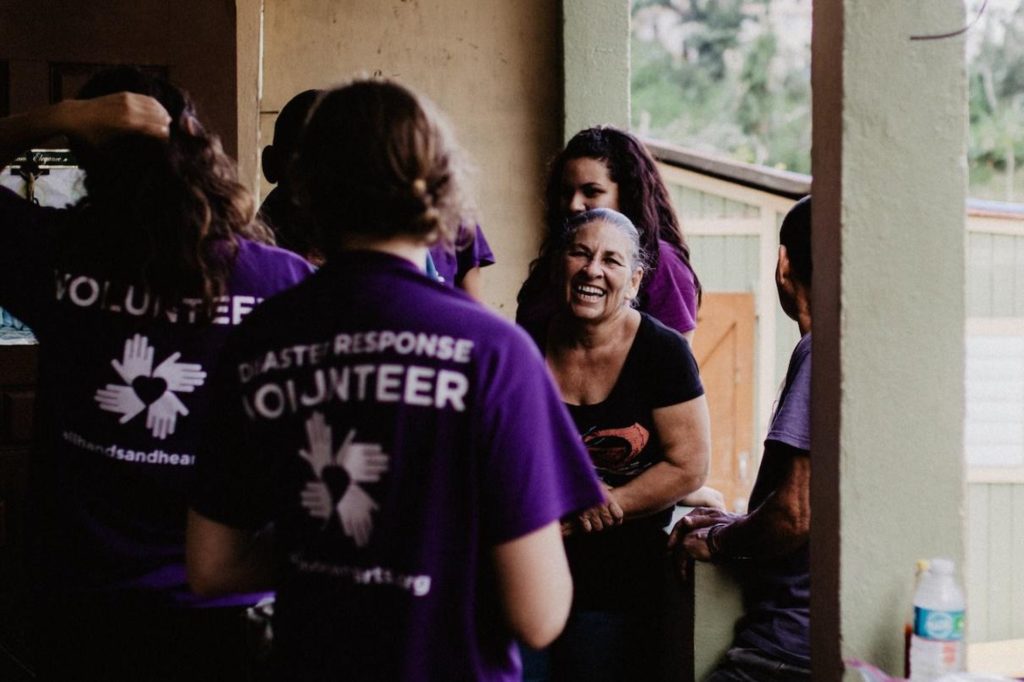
(905, 559, 930, 677)
(909, 557, 965, 680)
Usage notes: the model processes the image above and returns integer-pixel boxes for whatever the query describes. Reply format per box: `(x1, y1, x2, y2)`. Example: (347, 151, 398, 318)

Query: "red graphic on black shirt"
(582, 423, 650, 476)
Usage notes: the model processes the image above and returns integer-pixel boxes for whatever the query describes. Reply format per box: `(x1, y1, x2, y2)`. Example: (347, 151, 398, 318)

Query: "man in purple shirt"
(670, 196, 813, 680)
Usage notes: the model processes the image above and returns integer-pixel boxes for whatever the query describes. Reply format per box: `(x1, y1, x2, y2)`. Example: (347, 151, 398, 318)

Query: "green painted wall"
(815, 0, 967, 675)
(562, 0, 630, 140)
(689, 235, 760, 292)
(671, 184, 761, 220)
(967, 482, 1024, 642)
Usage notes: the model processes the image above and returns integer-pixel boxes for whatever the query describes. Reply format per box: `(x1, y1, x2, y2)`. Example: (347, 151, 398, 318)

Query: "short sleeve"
(766, 335, 811, 451)
(476, 330, 603, 545)
(640, 314, 704, 408)
(454, 225, 496, 281)
(641, 241, 698, 335)
(190, 335, 276, 529)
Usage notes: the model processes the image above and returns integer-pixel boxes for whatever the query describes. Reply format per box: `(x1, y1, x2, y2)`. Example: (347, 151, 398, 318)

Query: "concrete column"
(562, 0, 630, 141)
(236, 0, 263, 196)
(811, 1, 967, 678)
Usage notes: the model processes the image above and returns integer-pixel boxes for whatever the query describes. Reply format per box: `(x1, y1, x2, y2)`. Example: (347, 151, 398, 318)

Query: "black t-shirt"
(553, 312, 704, 610)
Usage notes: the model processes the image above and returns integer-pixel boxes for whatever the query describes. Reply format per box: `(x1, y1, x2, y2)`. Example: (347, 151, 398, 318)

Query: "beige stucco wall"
(255, 0, 563, 316)
(236, 0, 263, 194)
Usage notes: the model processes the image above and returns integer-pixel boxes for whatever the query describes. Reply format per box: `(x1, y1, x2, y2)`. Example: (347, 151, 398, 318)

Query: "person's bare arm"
(611, 396, 710, 517)
(679, 485, 726, 511)
(186, 509, 274, 597)
(574, 396, 711, 533)
(0, 94, 170, 170)
(492, 520, 573, 648)
(458, 266, 484, 302)
(669, 441, 810, 566)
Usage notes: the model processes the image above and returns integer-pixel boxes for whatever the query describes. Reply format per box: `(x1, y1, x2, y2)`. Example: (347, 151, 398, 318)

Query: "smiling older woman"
(526, 207, 711, 682)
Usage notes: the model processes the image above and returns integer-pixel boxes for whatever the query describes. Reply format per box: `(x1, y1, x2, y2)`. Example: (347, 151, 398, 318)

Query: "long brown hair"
(519, 126, 700, 308)
(66, 66, 271, 311)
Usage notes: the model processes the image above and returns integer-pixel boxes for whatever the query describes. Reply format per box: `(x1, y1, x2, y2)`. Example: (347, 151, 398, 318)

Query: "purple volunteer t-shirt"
(0, 186, 313, 606)
(427, 223, 495, 287)
(516, 238, 697, 343)
(736, 332, 811, 666)
(639, 239, 698, 335)
(191, 250, 604, 682)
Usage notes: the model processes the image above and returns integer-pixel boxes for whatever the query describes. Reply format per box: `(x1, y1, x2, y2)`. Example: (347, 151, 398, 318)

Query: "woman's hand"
(0, 93, 171, 170)
(59, 93, 171, 147)
(576, 496, 624, 533)
(563, 485, 624, 535)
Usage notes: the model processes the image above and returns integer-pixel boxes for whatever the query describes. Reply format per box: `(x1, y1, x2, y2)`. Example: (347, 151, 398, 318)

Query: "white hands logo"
(298, 412, 390, 547)
(94, 334, 206, 439)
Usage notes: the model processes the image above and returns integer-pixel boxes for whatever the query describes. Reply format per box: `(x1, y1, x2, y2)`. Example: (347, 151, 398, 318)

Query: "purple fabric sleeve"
(477, 334, 604, 545)
(766, 333, 811, 450)
(459, 224, 495, 273)
(429, 224, 496, 287)
(641, 240, 698, 335)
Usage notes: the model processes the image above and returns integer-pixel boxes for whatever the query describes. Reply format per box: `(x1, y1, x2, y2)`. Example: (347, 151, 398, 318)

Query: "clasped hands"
(562, 484, 623, 536)
(667, 507, 741, 579)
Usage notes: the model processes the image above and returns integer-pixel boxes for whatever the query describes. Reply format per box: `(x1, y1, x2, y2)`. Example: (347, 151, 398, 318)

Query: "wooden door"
(692, 293, 756, 512)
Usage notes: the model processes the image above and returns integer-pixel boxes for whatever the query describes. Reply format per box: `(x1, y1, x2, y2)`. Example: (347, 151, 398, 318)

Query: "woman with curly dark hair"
(0, 67, 312, 680)
(516, 125, 701, 344)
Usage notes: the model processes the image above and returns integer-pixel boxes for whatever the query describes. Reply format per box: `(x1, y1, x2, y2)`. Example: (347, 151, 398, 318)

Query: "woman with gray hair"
(528, 207, 711, 680)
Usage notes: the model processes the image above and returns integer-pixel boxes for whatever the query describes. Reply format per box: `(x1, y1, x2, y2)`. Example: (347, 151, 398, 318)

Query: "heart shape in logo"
(131, 376, 168, 405)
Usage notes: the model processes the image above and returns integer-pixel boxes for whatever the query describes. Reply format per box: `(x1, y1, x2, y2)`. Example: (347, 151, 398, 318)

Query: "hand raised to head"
(62, 93, 171, 147)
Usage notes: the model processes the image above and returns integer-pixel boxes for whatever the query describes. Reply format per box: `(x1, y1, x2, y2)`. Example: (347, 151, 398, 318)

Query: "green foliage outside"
(631, 0, 811, 174)
(632, 0, 1024, 201)
(968, 1, 1024, 201)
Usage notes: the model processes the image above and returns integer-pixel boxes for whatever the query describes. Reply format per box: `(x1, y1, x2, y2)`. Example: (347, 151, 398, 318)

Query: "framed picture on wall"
(49, 62, 168, 103)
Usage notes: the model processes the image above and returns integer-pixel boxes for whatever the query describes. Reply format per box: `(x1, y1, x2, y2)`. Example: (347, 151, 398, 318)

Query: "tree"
(631, 0, 810, 173)
(967, 1, 1024, 201)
